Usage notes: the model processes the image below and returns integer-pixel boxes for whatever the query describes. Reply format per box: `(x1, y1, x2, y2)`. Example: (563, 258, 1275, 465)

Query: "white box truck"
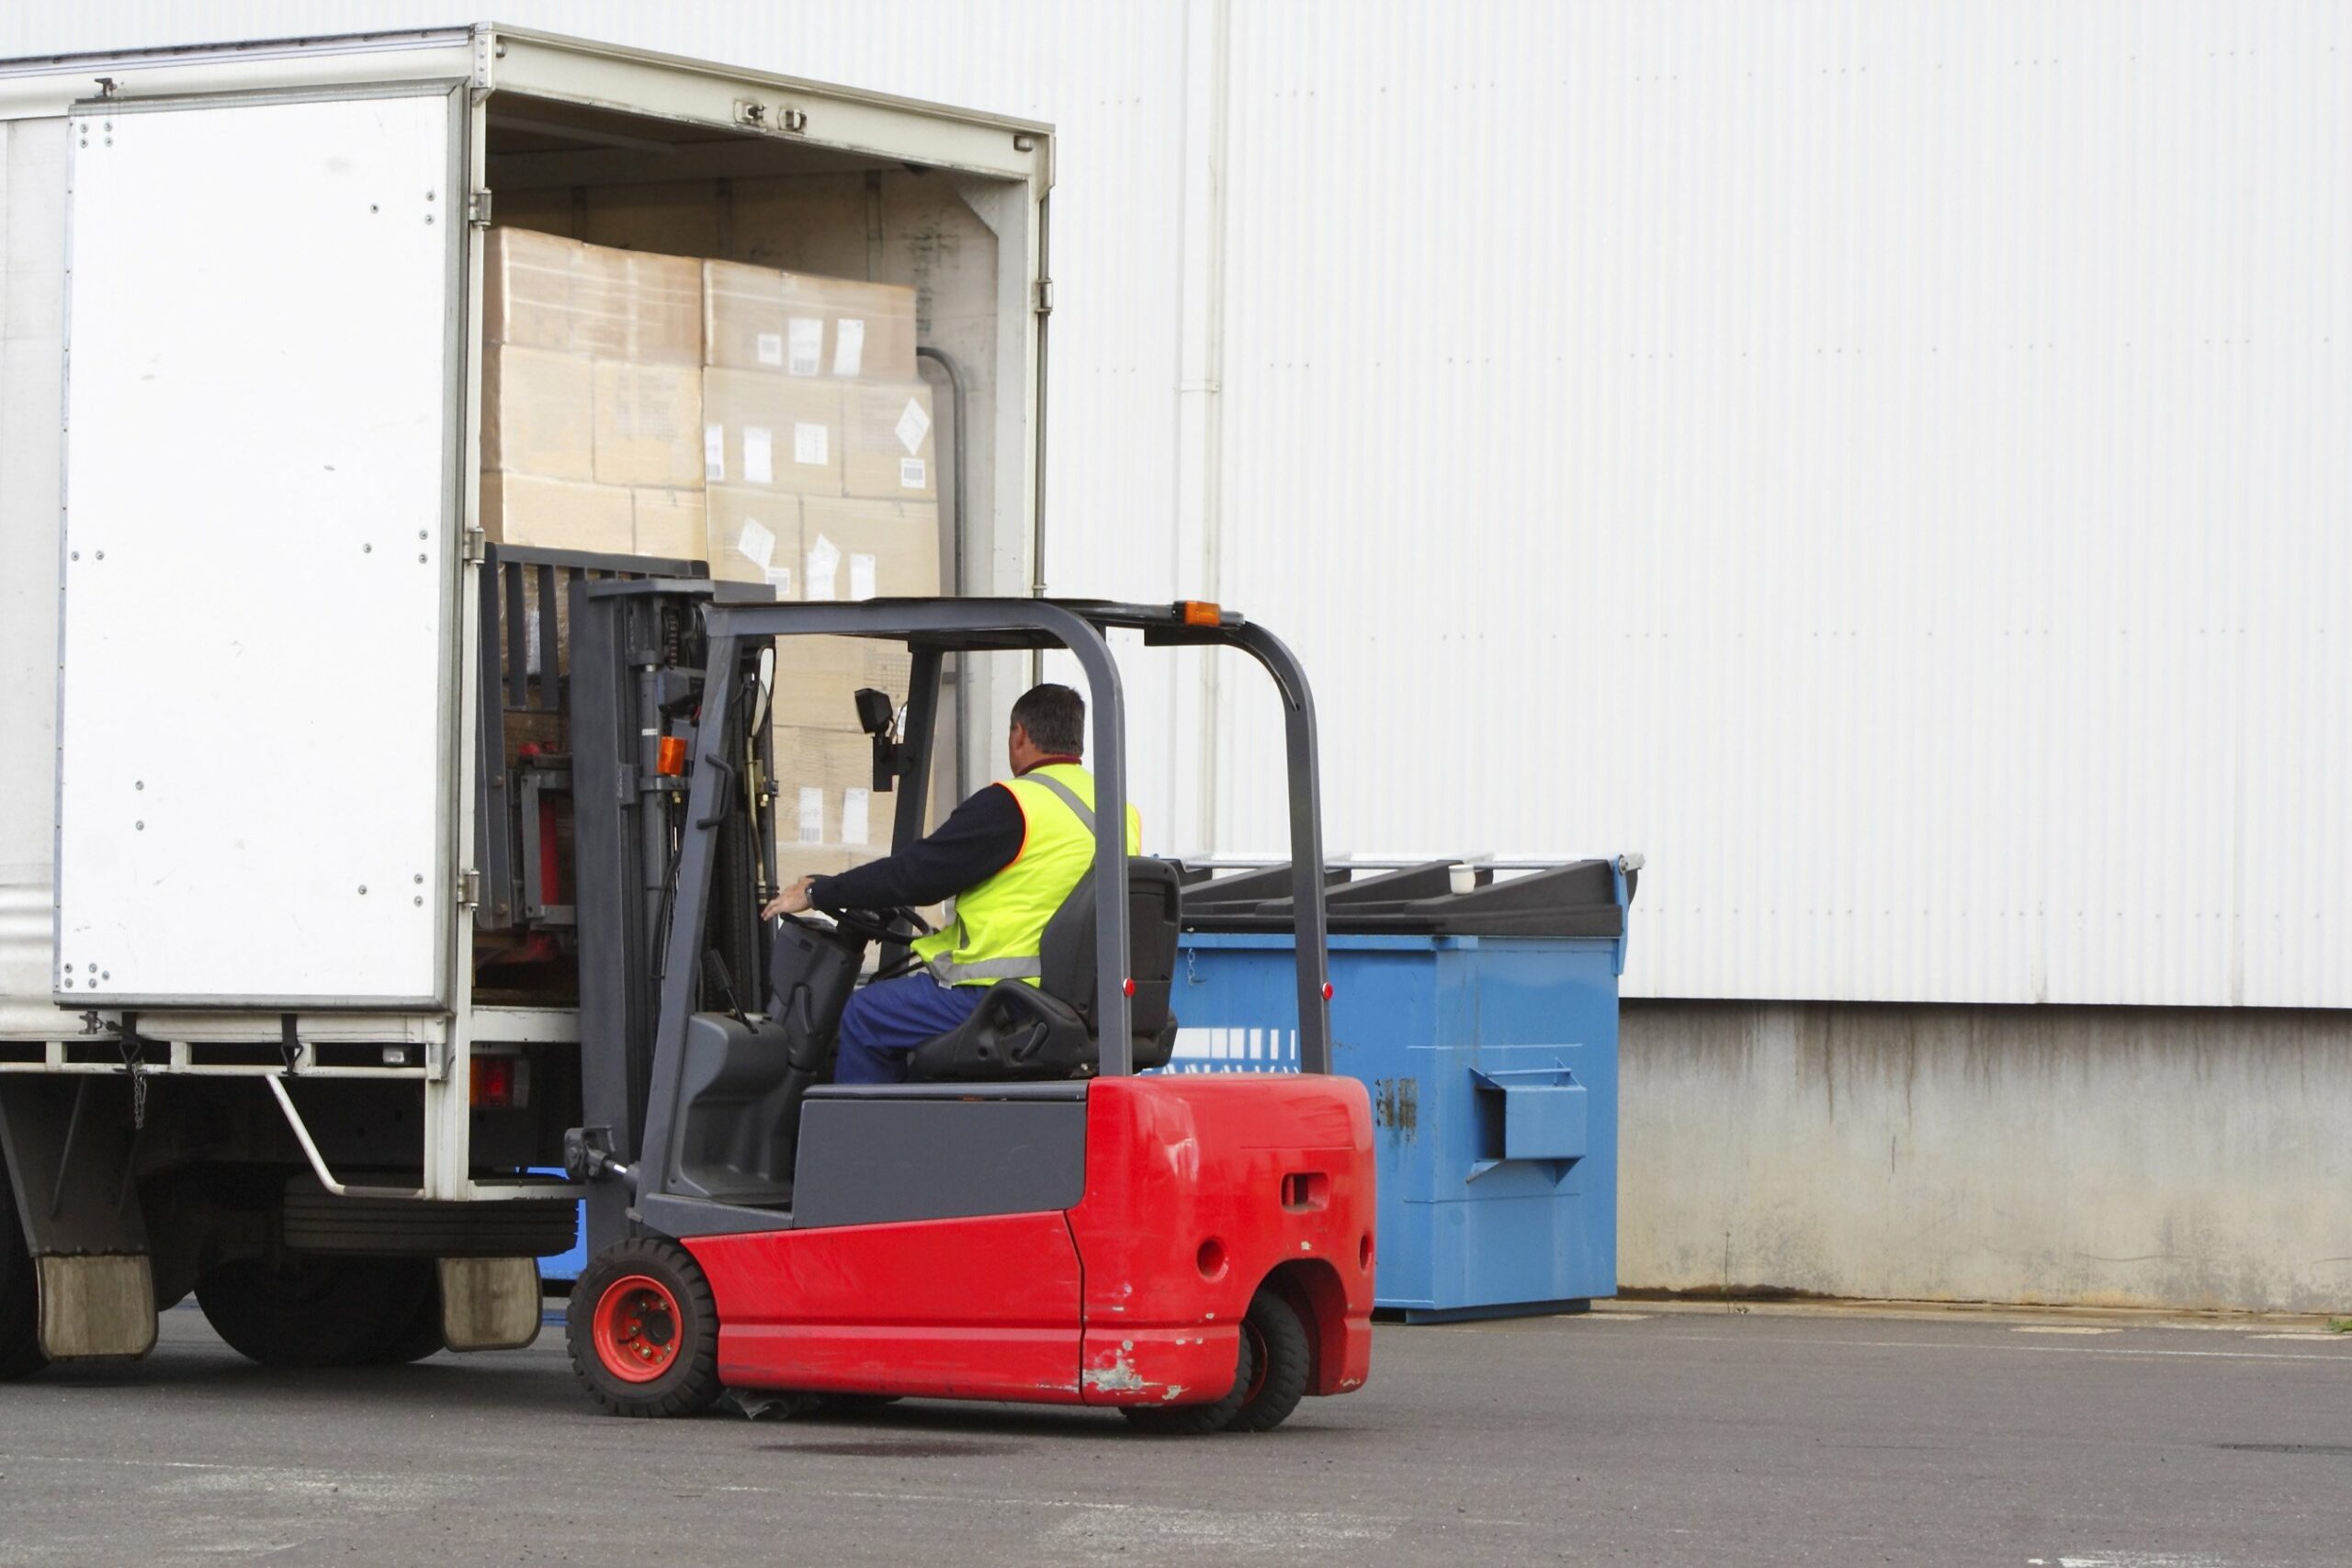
(0, 25, 1051, 1371)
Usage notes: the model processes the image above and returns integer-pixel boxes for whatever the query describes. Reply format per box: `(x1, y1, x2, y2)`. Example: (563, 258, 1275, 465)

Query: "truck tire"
(1227, 1286, 1310, 1432)
(566, 1238, 723, 1417)
(0, 1179, 44, 1382)
(1120, 1330, 1258, 1436)
(374, 1274, 446, 1364)
(194, 1255, 435, 1368)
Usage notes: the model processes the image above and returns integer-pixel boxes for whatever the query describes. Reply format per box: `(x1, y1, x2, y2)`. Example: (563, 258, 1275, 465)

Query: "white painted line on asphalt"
(2014, 1325, 2121, 1336)
(1661, 1333, 2352, 1365)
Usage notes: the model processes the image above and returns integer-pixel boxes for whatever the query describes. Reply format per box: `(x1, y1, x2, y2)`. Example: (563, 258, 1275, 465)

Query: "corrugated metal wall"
(6, 3, 2345, 1008)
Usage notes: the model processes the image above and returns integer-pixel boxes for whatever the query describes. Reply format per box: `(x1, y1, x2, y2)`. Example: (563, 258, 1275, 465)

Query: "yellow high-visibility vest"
(911, 762, 1142, 987)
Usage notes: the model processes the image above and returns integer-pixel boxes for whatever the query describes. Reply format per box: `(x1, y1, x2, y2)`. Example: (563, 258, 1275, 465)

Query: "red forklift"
(558, 589, 1373, 1431)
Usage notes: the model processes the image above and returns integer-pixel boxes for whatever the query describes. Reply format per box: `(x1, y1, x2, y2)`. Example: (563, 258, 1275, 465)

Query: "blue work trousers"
(834, 974, 985, 1084)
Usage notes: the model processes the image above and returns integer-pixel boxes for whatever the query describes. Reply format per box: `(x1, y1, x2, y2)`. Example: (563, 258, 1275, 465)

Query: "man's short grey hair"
(1011, 683, 1086, 756)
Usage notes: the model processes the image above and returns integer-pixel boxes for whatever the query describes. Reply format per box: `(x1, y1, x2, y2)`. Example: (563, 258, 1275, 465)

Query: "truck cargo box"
(0, 25, 1052, 1203)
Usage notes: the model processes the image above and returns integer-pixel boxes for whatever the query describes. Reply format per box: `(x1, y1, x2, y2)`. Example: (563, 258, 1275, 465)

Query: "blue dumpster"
(1167, 857, 1635, 1322)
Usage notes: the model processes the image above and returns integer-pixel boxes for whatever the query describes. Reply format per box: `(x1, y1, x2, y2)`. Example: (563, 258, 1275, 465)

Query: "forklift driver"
(758, 682, 1143, 1082)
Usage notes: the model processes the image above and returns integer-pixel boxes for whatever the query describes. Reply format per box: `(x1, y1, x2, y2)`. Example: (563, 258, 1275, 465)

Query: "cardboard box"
(703, 258, 918, 379)
(482, 344, 594, 481)
(485, 228, 701, 365)
(706, 486, 800, 589)
(842, 382, 938, 502)
(481, 473, 634, 554)
(774, 725, 887, 848)
(593, 362, 704, 488)
(798, 496, 942, 603)
(702, 369, 843, 496)
(632, 489, 707, 563)
(769, 634, 917, 732)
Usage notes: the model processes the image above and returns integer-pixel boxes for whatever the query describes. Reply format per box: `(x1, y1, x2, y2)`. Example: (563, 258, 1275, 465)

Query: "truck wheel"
(195, 1255, 435, 1368)
(0, 1182, 44, 1382)
(566, 1238, 723, 1417)
(1227, 1287, 1311, 1432)
(1119, 1330, 1258, 1436)
(374, 1274, 446, 1364)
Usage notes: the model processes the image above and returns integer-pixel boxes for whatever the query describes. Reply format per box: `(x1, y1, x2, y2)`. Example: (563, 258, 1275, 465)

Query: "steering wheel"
(788, 905, 932, 945)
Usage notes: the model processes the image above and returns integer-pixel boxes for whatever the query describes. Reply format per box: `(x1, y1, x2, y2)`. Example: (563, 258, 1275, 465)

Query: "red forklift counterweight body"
(680, 1075, 1374, 1405)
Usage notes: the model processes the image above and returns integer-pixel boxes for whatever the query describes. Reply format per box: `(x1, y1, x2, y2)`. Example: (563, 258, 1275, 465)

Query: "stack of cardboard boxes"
(698, 256, 944, 885)
(481, 229, 707, 559)
(477, 229, 944, 890)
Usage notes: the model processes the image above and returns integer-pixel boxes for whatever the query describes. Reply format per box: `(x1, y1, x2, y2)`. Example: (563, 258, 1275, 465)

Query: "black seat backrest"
(1037, 856, 1182, 1042)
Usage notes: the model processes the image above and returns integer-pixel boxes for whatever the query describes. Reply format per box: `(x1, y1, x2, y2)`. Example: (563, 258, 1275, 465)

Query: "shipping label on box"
(481, 473, 634, 554)
(702, 369, 843, 496)
(593, 362, 705, 488)
(842, 382, 938, 501)
(482, 344, 594, 482)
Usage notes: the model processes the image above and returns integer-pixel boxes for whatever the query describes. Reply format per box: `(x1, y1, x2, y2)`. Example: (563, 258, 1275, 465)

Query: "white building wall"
(4, 2, 2345, 1009)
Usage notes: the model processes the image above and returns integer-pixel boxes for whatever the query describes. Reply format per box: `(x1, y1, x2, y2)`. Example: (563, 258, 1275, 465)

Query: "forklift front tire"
(567, 1238, 724, 1418)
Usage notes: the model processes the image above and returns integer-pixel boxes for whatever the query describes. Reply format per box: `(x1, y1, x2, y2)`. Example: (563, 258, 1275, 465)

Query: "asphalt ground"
(1, 1300, 2348, 1566)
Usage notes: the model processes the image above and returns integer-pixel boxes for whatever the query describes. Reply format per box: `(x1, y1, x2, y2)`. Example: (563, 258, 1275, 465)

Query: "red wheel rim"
(593, 1273, 683, 1383)
(1241, 1319, 1270, 1404)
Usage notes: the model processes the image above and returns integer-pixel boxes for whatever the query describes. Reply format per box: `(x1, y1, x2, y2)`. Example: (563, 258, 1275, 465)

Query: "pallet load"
(480, 228, 707, 561)
(698, 257, 945, 886)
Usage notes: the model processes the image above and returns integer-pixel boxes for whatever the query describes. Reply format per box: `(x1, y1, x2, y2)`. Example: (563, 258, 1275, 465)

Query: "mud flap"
(0, 1080, 157, 1360)
(37, 1255, 157, 1359)
(437, 1257, 541, 1351)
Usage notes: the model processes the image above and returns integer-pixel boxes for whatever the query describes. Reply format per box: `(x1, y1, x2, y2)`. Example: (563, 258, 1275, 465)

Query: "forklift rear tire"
(195, 1255, 436, 1368)
(1119, 1328, 1259, 1436)
(1227, 1287, 1311, 1433)
(0, 1174, 45, 1382)
(567, 1238, 724, 1418)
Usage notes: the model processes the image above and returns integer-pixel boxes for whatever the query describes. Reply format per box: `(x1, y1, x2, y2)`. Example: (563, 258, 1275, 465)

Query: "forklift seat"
(907, 858, 1183, 1081)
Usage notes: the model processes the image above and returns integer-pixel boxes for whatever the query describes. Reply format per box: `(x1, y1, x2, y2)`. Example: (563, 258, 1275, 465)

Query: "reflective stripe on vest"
(910, 763, 1142, 987)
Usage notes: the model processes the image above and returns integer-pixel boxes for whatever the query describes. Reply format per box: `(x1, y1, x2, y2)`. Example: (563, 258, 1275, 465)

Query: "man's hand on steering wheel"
(760, 876, 816, 920)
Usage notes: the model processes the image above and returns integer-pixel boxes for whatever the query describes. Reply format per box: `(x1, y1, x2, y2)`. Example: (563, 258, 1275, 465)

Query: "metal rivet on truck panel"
(134, 781, 142, 790)
(94, 550, 104, 560)
(134, 821, 143, 830)
(413, 897, 423, 907)
(417, 554, 427, 563)
(413, 874, 424, 884)
(364, 543, 372, 553)
(358, 886, 368, 896)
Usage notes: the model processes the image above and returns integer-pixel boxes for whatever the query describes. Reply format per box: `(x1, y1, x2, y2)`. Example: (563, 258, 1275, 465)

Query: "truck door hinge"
(1035, 277, 1054, 317)
(458, 869, 481, 909)
(460, 524, 486, 564)
(468, 191, 493, 228)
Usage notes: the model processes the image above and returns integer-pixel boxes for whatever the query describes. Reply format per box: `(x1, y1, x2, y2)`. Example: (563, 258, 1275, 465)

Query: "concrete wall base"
(1619, 1001, 2352, 1314)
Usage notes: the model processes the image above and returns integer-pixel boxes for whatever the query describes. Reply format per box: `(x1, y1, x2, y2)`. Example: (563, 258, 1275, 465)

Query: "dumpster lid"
(1181, 858, 1636, 939)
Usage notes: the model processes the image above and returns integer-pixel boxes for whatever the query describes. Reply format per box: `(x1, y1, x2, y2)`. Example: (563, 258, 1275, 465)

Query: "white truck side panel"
(54, 88, 463, 1006)
(0, 117, 67, 1039)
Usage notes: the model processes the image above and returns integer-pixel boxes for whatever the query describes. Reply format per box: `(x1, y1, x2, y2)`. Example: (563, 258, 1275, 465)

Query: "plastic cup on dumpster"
(1447, 863, 1476, 896)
